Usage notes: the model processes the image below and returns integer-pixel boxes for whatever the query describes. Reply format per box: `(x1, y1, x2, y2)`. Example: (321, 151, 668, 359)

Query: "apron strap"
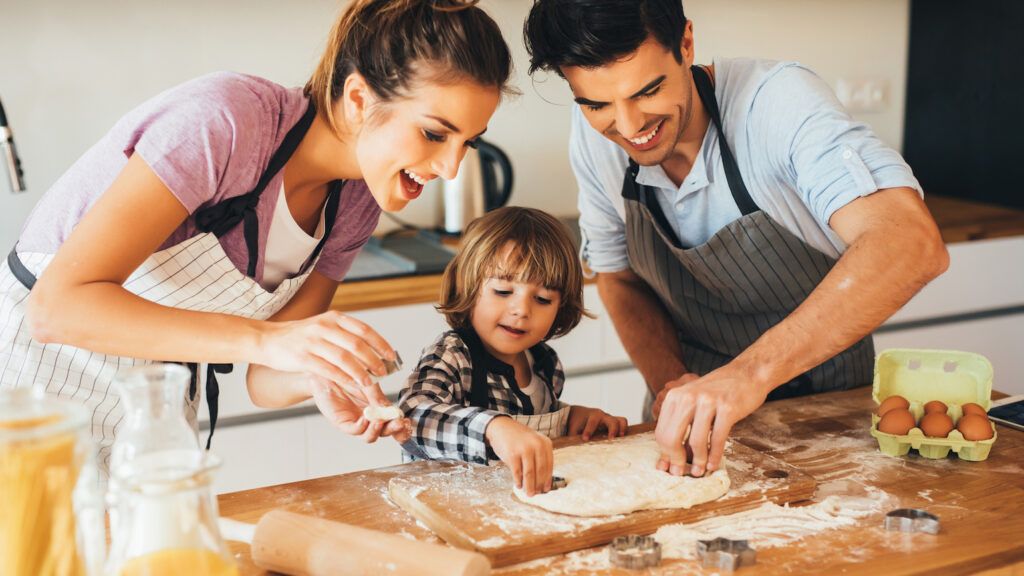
(690, 65, 761, 217)
(6, 246, 36, 290)
(186, 361, 232, 450)
(299, 179, 344, 275)
(625, 159, 687, 249)
(457, 328, 536, 413)
(194, 100, 319, 278)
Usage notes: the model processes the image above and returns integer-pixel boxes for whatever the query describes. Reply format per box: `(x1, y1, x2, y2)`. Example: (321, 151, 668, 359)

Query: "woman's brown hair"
(306, 0, 514, 132)
(438, 206, 592, 340)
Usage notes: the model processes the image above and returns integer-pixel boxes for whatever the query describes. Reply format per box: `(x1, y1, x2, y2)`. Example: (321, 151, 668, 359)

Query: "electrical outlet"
(835, 77, 889, 113)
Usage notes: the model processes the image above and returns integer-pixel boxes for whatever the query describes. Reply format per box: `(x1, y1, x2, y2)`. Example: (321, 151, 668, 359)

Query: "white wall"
(0, 0, 910, 248)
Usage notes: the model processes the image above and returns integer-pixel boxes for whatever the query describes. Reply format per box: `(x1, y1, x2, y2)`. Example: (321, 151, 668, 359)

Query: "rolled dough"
(362, 405, 404, 422)
(514, 433, 730, 517)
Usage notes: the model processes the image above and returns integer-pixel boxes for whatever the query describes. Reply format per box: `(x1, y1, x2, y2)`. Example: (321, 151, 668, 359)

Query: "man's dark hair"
(524, 0, 687, 75)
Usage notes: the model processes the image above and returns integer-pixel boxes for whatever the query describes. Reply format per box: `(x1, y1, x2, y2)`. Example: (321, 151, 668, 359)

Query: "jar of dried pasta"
(0, 388, 104, 576)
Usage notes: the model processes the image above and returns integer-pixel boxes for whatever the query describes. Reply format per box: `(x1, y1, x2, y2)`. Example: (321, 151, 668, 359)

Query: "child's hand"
(568, 406, 629, 441)
(309, 376, 409, 443)
(485, 417, 554, 497)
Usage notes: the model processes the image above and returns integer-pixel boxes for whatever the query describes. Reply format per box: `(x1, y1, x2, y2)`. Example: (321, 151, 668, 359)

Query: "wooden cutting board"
(388, 430, 816, 568)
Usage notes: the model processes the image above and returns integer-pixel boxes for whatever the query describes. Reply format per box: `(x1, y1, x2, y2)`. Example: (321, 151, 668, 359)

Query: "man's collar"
(635, 119, 717, 198)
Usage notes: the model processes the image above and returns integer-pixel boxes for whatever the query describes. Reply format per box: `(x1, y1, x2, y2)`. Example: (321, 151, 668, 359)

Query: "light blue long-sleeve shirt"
(571, 57, 923, 273)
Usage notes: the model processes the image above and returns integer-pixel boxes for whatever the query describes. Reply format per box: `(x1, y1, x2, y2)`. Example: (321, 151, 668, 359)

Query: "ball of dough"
(363, 405, 404, 422)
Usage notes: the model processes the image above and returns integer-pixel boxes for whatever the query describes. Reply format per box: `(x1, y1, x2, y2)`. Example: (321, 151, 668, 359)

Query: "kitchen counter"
(331, 195, 1024, 312)
(218, 387, 1024, 575)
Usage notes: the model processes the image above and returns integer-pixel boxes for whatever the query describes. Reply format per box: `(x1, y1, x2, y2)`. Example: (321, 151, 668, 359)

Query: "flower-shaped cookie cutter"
(884, 508, 940, 534)
(696, 537, 757, 571)
(609, 535, 661, 569)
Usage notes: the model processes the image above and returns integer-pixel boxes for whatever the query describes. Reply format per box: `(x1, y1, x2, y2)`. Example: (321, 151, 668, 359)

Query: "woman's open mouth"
(400, 169, 426, 199)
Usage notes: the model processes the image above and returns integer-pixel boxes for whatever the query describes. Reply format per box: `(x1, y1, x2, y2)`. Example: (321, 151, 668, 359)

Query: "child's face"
(470, 275, 561, 363)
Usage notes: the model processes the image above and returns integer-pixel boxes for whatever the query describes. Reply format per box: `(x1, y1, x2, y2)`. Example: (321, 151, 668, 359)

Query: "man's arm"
(597, 269, 690, 397)
(656, 187, 949, 477)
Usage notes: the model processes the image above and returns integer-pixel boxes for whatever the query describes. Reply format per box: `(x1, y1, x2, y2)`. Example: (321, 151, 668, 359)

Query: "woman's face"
(353, 78, 501, 212)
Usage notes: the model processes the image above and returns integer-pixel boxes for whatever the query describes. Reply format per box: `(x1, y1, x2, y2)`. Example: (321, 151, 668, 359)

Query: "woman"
(0, 0, 513, 472)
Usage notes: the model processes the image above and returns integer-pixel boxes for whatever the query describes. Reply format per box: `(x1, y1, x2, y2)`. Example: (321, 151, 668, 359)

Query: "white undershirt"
(520, 350, 554, 413)
(261, 183, 326, 290)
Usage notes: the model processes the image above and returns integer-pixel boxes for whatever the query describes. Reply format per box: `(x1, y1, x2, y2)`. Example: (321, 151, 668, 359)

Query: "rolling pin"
(220, 510, 491, 576)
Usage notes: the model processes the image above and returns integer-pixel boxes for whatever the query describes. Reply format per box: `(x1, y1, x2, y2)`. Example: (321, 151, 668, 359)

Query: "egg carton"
(869, 349, 998, 461)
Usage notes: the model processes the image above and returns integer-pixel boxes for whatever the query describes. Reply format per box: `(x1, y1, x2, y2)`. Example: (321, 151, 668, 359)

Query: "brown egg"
(919, 412, 955, 438)
(877, 408, 916, 435)
(961, 403, 987, 417)
(957, 414, 994, 440)
(877, 395, 910, 417)
(923, 400, 948, 414)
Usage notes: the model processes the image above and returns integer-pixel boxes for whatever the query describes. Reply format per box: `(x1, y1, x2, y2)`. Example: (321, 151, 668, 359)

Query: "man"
(523, 0, 948, 478)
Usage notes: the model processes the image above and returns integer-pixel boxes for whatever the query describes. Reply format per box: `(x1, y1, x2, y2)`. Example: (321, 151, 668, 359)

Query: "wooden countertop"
(218, 387, 1024, 575)
(331, 195, 1024, 312)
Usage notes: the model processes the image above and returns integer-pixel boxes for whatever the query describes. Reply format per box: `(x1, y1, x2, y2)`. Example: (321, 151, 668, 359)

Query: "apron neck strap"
(690, 65, 760, 216)
(194, 100, 320, 278)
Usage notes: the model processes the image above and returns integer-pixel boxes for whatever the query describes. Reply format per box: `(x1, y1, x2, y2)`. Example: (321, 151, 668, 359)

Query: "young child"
(397, 206, 628, 496)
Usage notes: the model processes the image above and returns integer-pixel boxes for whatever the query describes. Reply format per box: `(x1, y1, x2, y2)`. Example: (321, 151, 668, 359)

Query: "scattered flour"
(654, 493, 890, 560)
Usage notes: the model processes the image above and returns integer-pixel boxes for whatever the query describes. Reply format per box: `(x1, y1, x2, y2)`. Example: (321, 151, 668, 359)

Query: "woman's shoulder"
(119, 72, 302, 134)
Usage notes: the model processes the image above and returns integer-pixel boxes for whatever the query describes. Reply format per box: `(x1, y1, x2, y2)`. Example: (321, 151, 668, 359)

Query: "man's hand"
(651, 372, 701, 419)
(485, 417, 554, 496)
(654, 366, 769, 477)
(567, 406, 629, 441)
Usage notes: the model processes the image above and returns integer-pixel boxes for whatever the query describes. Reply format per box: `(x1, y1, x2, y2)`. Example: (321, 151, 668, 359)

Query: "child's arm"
(398, 345, 503, 464)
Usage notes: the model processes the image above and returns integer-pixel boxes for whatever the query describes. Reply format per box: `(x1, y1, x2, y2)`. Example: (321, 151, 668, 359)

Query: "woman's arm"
(27, 154, 392, 386)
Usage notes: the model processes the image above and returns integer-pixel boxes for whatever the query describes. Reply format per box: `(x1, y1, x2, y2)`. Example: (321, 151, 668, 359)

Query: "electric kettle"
(442, 138, 513, 234)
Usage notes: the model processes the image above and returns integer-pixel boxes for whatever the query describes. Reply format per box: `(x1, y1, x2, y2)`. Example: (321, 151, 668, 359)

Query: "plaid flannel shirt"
(397, 328, 565, 464)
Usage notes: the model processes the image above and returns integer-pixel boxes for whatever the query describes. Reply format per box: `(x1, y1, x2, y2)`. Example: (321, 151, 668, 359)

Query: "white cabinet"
(875, 236, 1024, 395)
(304, 414, 403, 480)
(875, 314, 1024, 396)
(211, 418, 308, 494)
(560, 368, 649, 425)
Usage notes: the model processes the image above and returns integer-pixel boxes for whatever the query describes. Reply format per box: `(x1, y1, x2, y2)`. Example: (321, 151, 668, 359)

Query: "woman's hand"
(567, 406, 628, 441)
(309, 376, 410, 443)
(485, 417, 553, 497)
(257, 310, 396, 387)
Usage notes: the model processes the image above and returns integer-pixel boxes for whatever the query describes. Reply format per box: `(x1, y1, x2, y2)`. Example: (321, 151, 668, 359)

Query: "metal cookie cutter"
(884, 508, 940, 534)
(551, 475, 568, 490)
(696, 537, 757, 571)
(609, 535, 661, 570)
(381, 352, 403, 377)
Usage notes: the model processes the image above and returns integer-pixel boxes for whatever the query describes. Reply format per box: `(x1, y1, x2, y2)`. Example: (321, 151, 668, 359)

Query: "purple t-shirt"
(18, 72, 381, 283)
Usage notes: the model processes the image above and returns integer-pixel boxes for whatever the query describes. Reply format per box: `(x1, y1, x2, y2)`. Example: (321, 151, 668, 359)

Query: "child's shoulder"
(419, 329, 473, 363)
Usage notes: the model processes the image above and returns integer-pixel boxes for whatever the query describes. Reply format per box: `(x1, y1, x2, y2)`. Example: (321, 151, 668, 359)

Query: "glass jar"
(105, 452, 237, 576)
(105, 363, 236, 576)
(0, 388, 105, 576)
(109, 363, 199, 475)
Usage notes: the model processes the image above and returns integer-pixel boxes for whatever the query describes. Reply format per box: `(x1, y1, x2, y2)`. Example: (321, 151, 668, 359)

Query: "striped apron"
(625, 65, 874, 418)
(0, 101, 343, 473)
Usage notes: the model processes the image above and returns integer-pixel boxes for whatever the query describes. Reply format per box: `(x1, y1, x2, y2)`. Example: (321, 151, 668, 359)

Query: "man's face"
(562, 32, 695, 167)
